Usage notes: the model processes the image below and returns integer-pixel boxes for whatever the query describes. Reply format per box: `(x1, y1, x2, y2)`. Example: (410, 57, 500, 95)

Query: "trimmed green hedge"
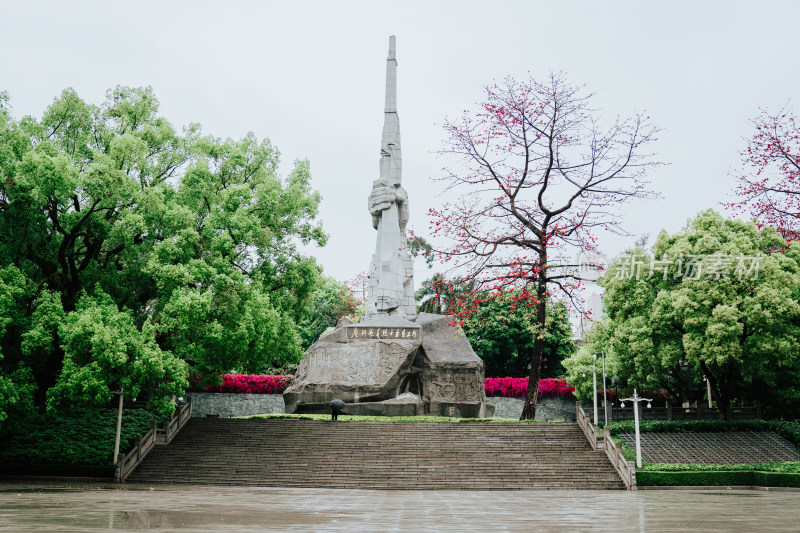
(637, 463, 800, 487)
(637, 470, 800, 487)
(639, 462, 800, 473)
(637, 470, 755, 486)
(0, 409, 167, 471)
(754, 471, 800, 487)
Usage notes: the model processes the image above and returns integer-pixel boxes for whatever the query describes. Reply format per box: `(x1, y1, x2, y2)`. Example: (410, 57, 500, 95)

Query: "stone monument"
(283, 36, 494, 418)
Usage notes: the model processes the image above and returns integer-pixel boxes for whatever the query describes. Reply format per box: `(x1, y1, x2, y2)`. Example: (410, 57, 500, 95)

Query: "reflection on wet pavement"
(0, 481, 798, 532)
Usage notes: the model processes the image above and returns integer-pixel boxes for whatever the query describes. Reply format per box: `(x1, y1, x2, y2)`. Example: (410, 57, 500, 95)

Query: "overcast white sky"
(1, 0, 798, 288)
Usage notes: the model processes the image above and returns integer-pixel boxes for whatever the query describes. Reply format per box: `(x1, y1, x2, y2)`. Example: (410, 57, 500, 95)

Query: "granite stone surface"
(487, 397, 576, 420)
(186, 392, 285, 418)
(365, 35, 415, 321)
(283, 313, 494, 417)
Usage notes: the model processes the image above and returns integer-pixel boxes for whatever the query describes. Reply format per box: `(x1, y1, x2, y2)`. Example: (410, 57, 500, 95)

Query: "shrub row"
(637, 470, 800, 487)
(484, 378, 576, 399)
(190, 375, 580, 400)
(0, 464, 115, 478)
(639, 462, 800, 473)
(0, 409, 166, 469)
(190, 374, 294, 394)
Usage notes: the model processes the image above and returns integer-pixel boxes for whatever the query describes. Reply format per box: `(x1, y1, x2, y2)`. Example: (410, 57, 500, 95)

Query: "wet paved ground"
(1, 481, 799, 532)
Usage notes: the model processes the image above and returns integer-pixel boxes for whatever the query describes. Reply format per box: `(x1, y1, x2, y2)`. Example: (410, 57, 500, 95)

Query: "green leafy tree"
(562, 323, 621, 401)
(415, 273, 461, 314)
(462, 294, 574, 378)
(600, 210, 800, 419)
(0, 265, 38, 432)
(0, 86, 326, 419)
(298, 276, 361, 350)
(47, 289, 187, 416)
(0, 366, 37, 434)
(415, 275, 574, 377)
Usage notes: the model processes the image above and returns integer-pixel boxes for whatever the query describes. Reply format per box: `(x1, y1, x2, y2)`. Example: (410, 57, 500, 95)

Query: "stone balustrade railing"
(576, 401, 602, 449)
(602, 425, 636, 490)
(576, 401, 636, 490)
(114, 397, 192, 482)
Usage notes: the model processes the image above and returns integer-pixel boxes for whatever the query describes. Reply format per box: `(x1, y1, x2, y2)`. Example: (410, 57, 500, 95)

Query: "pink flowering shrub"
(191, 375, 580, 399)
(190, 375, 294, 394)
(484, 378, 576, 399)
(188, 374, 665, 403)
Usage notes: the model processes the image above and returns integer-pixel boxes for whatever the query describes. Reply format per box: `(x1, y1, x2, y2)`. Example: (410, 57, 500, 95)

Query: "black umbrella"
(329, 399, 346, 411)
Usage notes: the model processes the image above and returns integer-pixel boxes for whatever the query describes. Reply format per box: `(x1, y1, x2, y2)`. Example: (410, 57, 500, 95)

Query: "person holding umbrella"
(329, 399, 346, 421)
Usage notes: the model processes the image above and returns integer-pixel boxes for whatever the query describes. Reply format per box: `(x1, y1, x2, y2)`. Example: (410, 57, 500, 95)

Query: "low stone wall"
(485, 397, 576, 420)
(187, 392, 576, 420)
(186, 392, 285, 418)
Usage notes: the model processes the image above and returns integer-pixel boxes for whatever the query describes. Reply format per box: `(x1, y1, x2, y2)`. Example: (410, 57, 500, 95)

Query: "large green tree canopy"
(599, 210, 800, 419)
(0, 87, 326, 425)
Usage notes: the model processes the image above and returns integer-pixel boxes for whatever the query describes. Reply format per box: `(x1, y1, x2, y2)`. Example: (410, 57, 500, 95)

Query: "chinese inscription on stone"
(346, 326, 420, 340)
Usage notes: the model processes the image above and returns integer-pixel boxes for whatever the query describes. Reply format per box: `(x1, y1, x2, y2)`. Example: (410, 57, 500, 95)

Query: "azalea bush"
(484, 378, 576, 400)
(189, 375, 579, 399)
(190, 374, 294, 394)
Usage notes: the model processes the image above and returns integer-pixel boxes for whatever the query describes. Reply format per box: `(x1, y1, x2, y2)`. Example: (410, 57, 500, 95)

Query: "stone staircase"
(126, 419, 625, 490)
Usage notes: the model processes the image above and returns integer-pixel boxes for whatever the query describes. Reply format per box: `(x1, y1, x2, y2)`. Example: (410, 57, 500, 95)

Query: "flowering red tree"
(728, 107, 800, 240)
(429, 73, 661, 419)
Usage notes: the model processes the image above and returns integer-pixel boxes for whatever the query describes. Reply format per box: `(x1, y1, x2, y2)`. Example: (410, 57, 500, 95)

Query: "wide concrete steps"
(127, 419, 625, 490)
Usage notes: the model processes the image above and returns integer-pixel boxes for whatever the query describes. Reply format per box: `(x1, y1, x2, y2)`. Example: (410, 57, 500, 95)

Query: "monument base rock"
(283, 313, 494, 418)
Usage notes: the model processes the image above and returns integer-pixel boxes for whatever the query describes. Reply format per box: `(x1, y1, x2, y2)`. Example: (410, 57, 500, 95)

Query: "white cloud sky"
(1, 0, 798, 287)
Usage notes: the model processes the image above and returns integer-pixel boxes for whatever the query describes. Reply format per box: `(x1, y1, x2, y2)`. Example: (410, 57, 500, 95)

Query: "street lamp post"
(599, 352, 608, 426)
(592, 354, 598, 425)
(111, 389, 124, 466)
(581, 357, 598, 425)
(620, 388, 652, 468)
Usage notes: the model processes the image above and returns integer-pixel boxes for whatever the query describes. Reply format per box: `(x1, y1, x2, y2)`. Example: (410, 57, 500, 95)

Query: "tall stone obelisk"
(364, 35, 416, 321)
(283, 37, 493, 419)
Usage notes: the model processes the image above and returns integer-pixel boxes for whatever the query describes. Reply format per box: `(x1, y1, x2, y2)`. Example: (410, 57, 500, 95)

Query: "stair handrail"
(575, 401, 601, 449)
(576, 401, 635, 490)
(114, 420, 157, 483)
(114, 398, 192, 482)
(602, 425, 637, 490)
(162, 396, 193, 444)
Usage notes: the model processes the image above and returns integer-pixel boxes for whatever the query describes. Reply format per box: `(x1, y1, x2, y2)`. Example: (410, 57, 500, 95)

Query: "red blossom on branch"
(726, 107, 800, 240)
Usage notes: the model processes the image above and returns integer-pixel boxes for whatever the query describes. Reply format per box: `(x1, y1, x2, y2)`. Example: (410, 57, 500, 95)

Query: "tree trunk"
(717, 397, 731, 421)
(700, 362, 730, 421)
(520, 274, 548, 420)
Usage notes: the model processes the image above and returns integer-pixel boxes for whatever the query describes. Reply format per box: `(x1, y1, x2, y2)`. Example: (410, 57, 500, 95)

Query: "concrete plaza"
(1, 481, 799, 532)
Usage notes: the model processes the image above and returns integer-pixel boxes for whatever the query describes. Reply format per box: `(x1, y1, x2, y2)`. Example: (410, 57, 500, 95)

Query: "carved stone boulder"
(283, 313, 494, 418)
